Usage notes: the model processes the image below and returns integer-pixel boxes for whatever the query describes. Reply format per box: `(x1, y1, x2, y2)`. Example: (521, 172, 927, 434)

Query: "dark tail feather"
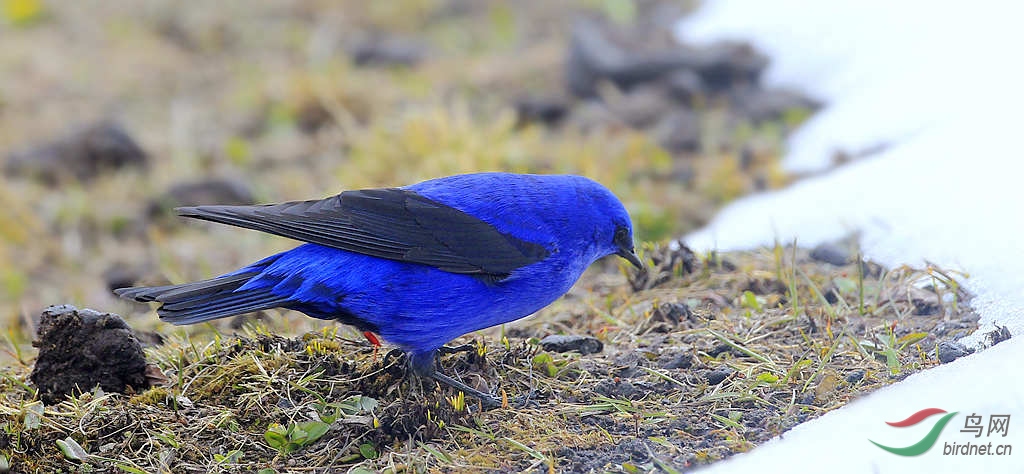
(115, 272, 289, 325)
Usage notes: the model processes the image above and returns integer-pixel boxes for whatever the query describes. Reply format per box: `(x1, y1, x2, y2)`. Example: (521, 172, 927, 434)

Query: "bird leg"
(409, 350, 503, 409)
(430, 371, 503, 409)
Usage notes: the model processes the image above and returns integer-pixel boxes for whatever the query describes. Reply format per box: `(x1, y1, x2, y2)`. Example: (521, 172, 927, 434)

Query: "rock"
(5, 121, 148, 184)
(845, 369, 865, 383)
(653, 301, 692, 325)
(613, 351, 643, 379)
(565, 18, 702, 98)
(823, 285, 841, 304)
(609, 86, 676, 129)
(567, 100, 627, 133)
(593, 379, 645, 400)
(986, 325, 1012, 346)
(661, 353, 694, 370)
(665, 70, 704, 106)
(349, 36, 426, 67)
(734, 86, 820, 122)
(705, 367, 733, 385)
(652, 109, 701, 154)
(689, 41, 768, 91)
(295, 99, 333, 134)
(146, 178, 255, 218)
(540, 334, 603, 355)
(640, 301, 694, 334)
(514, 95, 570, 127)
(937, 340, 971, 364)
(810, 242, 850, 266)
(30, 305, 151, 403)
(566, 20, 768, 97)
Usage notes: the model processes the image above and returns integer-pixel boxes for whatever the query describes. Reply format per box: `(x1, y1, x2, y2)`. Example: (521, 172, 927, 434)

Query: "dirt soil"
(29, 305, 152, 404)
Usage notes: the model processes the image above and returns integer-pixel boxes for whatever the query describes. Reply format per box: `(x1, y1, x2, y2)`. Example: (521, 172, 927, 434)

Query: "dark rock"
(147, 178, 256, 218)
(739, 146, 755, 169)
(742, 408, 775, 428)
(986, 325, 1012, 346)
(628, 240, 699, 292)
(641, 302, 693, 334)
(652, 109, 701, 154)
(30, 305, 151, 403)
(654, 302, 692, 325)
(566, 19, 700, 98)
(616, 438, 650, 462)
(514, 95, 570, 126)
(661, 353, 694, 370)
(845, 369, 865, 383)
(567, 100, 627, 133)
(540, 334, 603, 355)
(705, 367, 733, 385)
(665, 70, 703, 106)
(742, 277, 787, 295)
(610, 86, 676, 128)
(912, 297, 942, 316)
(937, 340, 971, 363)
(689, 41, 769, 91)
(593, 379, 644, 400)
(295, 100, 333, 134)
(810, 242, 850, 266)
(961, 313, 981, 325)
(707, 343, 740, 358)
(734, 86, 820, 122)
(860, 260, 884, 278)
(5, 121, 148, 184)
(823, 285, 840, 304)
(350, 36, 425, 68)
(613, 351, 644, 379)
(565, 18, 769, 100)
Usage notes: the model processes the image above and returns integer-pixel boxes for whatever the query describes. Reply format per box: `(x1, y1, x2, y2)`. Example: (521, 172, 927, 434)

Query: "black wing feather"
(176, 188, 549, 278)
(115, 272, 289, 325)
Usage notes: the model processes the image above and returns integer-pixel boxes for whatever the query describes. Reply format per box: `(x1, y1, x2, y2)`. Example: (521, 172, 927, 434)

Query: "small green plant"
(860, 325, 929, 375)
(264, 421, 330, 455)
(530, 352, 561, 377)
(358, 443, 379, 460)
(213, 450, 243, 465)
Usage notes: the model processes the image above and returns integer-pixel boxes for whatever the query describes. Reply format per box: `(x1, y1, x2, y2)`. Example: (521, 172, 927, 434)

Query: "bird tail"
(115, 271, 289, 325)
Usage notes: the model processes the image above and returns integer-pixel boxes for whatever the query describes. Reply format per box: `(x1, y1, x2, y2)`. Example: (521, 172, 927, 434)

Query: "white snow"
(674, 1, 1024, 471)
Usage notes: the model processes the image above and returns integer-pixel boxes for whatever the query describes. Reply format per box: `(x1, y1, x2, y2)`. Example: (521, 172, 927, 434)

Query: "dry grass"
(0, 242, 976, 472)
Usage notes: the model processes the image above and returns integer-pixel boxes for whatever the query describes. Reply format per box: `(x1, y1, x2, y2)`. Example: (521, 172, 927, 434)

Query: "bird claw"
(510, 390, 540, 408)
(437, 343, 475, 356)
(381, 348, 406, 367)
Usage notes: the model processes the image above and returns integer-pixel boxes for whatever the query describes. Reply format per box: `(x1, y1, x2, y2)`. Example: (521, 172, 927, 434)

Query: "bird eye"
(613, 225, 631, 247)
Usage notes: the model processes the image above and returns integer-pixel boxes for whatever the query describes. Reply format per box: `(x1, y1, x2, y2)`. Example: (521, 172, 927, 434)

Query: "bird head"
(570, 176, 642, 270)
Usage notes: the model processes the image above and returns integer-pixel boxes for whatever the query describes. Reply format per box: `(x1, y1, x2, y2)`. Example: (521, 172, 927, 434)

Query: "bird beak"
(616, 248, 643, 269)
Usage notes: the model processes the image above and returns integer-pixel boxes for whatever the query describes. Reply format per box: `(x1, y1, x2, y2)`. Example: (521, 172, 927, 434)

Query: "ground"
(0, 1, 978, 472)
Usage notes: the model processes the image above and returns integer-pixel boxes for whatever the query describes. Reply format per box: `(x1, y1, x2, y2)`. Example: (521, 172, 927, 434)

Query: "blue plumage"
(117, 172, 640, 406)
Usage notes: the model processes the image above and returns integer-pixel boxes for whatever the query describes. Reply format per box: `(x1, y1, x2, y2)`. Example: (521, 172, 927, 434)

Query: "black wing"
(176, 188, 549, 278)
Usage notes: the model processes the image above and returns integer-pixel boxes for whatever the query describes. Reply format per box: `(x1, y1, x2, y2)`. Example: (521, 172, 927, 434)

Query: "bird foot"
(510, 390, 540, 409)
(436, 343, 475, 356)
(431, 371, 503, 409)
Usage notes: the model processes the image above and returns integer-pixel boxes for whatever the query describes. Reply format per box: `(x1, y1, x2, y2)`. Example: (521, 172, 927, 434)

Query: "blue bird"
(117, 172, 641, 407)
